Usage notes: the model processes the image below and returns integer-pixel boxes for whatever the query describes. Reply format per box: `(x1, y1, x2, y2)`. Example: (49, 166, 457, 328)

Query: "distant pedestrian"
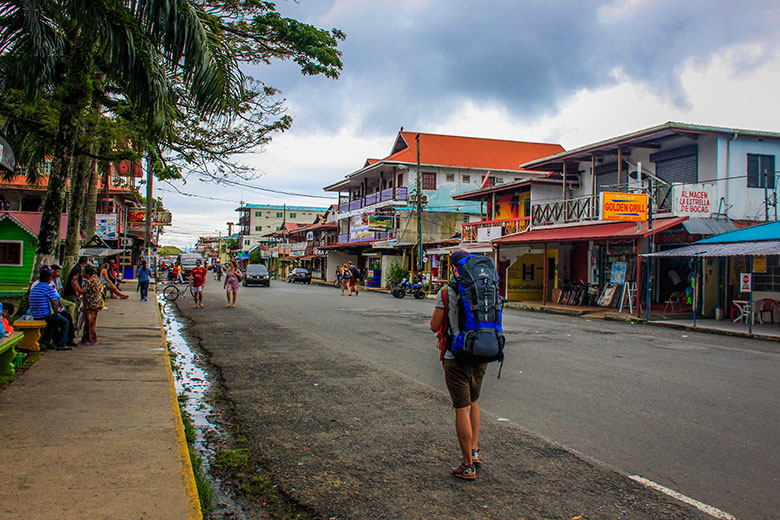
(223, 260, 242, 308)
(340, 263, 350, 295)
(214, 260, 223, 281)
(190, 259, 207, 308)
(137, 260, 152, 301)
(347, 261, 361, 296)
(81, 264, 103, 345)
(429, 250, 488, 481)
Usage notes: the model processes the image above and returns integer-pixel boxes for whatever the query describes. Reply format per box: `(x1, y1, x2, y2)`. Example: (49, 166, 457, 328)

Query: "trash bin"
(123, 267, 134, 280)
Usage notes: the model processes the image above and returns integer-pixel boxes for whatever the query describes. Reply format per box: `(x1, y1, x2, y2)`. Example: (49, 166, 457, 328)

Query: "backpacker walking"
(429, 250, 505, 481)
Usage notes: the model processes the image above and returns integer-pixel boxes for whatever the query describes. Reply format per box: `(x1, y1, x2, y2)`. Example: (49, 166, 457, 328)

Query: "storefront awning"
(492, 216, 687, 245)
(681, 218, 736, 236)
(427, 244, 494, 254)
(78, 247, 126, 257)
(642, 240, 780, 258)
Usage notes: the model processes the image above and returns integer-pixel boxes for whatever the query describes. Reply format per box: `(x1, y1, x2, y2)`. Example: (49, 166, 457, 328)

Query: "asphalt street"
(180, 280, 779, 520)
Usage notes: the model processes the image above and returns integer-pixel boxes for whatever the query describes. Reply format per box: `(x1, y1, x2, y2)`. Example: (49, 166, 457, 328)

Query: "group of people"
(337, 261, 362, 296)
(20, 258, 108, 350)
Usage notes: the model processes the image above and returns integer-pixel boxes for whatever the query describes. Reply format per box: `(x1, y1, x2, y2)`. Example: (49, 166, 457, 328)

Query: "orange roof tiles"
(385, 132, 564, 170)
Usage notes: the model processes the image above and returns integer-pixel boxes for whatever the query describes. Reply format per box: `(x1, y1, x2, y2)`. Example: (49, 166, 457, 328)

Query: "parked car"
(243, 263, 270, 287)
(287, 268, 311, 284)
(179, 253, 204, 278)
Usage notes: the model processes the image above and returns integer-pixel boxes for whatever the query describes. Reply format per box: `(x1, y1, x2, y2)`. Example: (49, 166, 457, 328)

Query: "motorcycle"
(391, 275, 426, 299)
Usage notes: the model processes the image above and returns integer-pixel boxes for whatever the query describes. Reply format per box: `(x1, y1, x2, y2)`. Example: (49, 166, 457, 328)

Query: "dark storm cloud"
(251, 0, 780, 134)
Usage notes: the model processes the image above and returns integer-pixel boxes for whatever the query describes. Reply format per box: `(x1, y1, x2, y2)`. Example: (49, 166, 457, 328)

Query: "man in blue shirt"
(29, 269, 71, 351)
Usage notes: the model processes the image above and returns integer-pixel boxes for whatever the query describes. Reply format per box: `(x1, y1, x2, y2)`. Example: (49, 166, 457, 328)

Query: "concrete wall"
(326, 251, 358, 281)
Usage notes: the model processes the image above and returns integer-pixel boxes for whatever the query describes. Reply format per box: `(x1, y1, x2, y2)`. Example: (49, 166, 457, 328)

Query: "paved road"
(186, 280, 779, 520)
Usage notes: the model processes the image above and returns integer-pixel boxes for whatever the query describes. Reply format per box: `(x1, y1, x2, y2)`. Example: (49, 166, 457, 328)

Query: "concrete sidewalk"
(0, 296, 200, 519)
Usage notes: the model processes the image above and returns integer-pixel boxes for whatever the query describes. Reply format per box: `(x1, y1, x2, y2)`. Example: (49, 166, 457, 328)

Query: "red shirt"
(191, 266, 207, 287)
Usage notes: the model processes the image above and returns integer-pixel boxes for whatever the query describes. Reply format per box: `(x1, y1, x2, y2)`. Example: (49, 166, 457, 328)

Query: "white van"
(179, 253, 204, 277)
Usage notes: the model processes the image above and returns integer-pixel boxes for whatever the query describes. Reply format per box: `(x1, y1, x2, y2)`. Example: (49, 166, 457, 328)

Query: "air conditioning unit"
(409, 194, 429, 204)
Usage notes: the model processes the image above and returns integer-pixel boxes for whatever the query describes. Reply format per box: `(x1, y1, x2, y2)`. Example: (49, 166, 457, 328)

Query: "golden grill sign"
(600, 192, 649, 222)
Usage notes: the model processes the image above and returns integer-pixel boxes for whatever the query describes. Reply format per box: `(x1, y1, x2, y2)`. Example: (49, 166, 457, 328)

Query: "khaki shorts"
(443, 359, 487, 409)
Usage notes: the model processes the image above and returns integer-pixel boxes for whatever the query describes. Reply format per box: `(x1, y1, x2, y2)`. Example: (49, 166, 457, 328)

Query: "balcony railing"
(531, 195, 599, 227)
(462, 217, 530, 242)
(335, 231, 394, 244)
(338, 187, 408, 213)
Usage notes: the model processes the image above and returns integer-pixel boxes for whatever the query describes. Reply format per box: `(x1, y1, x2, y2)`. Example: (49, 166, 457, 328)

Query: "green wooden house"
(0, 211, 66, 297)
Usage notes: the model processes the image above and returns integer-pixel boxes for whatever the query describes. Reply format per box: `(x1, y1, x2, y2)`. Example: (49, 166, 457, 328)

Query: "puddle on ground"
(159, 298, 250, 519)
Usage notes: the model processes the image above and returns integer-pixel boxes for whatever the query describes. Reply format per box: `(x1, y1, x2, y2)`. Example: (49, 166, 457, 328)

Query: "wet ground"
(165, 280, 771, 520)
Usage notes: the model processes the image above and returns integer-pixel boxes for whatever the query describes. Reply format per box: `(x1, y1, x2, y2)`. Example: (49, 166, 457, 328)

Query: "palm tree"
(0, 0, 242, 274)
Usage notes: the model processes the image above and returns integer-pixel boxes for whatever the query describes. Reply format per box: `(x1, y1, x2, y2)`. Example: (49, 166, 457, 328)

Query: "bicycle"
(161, 280, 195, 301)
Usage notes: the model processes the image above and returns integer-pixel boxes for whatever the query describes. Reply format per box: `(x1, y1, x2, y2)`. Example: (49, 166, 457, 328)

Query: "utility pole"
(416, 134, 423, 274)
(145, 156, 153, 261)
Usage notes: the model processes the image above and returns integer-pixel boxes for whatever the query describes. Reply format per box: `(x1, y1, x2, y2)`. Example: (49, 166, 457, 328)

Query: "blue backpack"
(449, 254, 505, 377)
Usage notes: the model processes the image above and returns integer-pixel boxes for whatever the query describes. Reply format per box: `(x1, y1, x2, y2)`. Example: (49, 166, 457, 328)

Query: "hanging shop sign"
(600, 192, 648, 222)
(349, 213, 373, 241)
(740, 273, 752, 293)
(95, 214, 117, 239)
(126, 208, 173, 228)
(672, 183, 716, 217)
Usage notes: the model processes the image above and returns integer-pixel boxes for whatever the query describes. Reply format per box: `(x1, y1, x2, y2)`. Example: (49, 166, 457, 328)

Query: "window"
(289, 213, 296, 218)
(462, 175, 470, 184)
(276, 212, 283, 218)
(244, 239, 250, 246)
(0, 241, 22, 265)
(747, 154, 775, 189)
(495, 177, 504, 184)
(255, 211, 262, 217)
(446, 173, 455, 182)
(422, 172, 437, 190)
(481, 175, 498, 187)
(255, 226, 263, 231)
(397, 173, 404, 187)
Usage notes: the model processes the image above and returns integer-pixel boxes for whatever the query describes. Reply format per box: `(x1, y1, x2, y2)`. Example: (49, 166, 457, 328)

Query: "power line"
(217, 178, 337, 200)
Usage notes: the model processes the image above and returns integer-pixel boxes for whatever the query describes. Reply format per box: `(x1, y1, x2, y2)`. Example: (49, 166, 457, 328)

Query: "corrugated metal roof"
(697, 221, 780, 243)
(681, 218, 737, 236)
(643, 240, 780, 257)
(492, 217, 687, 245)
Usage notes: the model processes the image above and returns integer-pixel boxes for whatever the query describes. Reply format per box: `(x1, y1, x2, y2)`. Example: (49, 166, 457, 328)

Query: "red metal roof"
(386, 132, 565, 170)
(492, 217, 688, 245)
(320, 239, 379, 249)
(0, 211, 69, 240)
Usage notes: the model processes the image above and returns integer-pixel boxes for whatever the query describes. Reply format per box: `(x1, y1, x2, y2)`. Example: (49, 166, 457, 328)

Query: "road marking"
(628, 475, 737, 520)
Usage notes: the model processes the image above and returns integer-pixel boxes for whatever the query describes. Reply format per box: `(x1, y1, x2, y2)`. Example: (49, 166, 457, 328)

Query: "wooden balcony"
(531, 195, 599, 227)
(338, 187, 408, 213)
(461, 217, 530, 242)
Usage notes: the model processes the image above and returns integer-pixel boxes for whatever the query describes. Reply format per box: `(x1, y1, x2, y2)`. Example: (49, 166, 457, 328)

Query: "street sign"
(600, 192, 648, 221)
(740, 273, 752, 293)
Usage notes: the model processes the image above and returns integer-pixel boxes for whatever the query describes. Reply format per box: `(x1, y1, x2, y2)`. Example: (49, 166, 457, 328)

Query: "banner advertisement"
(600, 192, 648, 221)
(349, 213, 373, 241)
(96, 214, 117, 239)
(672, 183, 716, 217)
(127, 208, 173, 228)
(368, 214, 393, 231)
(477, 226, 502, 243)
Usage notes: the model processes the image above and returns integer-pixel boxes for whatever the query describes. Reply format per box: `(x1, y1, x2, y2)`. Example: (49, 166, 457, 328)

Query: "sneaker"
(472, 449, 482, 465)
(452, 462, 477, 480)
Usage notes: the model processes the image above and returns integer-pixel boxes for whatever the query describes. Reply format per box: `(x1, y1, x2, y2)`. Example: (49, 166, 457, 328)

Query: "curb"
(649, 319, 780, 342)
(156, 300, 203, 520)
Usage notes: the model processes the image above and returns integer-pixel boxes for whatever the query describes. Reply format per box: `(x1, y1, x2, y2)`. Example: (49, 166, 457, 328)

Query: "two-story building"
(488, 122, 780, 317)
(321, 130, 565, 285)
(236, 204, 328, 251)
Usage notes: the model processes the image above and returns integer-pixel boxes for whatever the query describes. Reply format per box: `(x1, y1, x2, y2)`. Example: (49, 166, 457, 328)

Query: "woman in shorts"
(223, 260, 242, 308)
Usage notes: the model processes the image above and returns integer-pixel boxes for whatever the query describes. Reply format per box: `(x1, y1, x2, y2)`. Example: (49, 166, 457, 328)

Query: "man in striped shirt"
(29, 269, 71, 351)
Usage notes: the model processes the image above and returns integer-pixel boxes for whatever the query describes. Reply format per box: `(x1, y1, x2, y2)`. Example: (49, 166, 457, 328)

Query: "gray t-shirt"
(435, 285, 459, 360)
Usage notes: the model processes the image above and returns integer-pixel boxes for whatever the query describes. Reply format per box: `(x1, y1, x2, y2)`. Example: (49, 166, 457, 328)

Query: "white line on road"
(628, 475, 737, 520)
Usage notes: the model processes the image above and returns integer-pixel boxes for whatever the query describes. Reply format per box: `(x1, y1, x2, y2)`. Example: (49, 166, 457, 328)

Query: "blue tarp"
(697, 221, 780, 244)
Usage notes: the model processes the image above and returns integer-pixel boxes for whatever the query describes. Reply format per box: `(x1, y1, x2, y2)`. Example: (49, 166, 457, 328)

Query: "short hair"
(51, 264, 61, 271)
(78, 256, 87, 264)
(39, 270, 52, 282)
(83, 264, 95, 276)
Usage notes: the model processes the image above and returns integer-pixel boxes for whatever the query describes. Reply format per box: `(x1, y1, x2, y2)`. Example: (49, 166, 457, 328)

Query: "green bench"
(0, 332, 25, 377)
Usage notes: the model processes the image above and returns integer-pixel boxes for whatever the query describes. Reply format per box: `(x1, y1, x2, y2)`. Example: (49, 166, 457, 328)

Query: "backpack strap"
(437, 287, 450, 361)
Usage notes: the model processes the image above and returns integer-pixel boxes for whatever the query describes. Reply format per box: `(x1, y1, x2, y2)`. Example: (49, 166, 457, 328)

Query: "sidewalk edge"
(156, 300, 204, 520)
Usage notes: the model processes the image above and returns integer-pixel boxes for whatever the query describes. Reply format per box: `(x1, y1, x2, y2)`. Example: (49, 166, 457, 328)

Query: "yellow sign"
(601, 192, 648, 222)
(753, 256, 766, 273)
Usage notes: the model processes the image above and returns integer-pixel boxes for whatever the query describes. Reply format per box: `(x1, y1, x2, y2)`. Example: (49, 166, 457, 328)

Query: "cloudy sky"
(160, 0, 780, 249)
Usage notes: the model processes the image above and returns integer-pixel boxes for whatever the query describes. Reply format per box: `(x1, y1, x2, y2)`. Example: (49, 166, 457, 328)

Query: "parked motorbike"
(391, 275, 426, 299)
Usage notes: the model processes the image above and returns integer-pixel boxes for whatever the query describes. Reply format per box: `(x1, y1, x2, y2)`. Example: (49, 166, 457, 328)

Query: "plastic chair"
(663, 291, 682, 313)
(758, 299, 776, 324)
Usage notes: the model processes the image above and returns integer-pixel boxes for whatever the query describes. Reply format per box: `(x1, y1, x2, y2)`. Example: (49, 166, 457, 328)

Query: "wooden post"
(543, 242, 548, 305)
(636, 238, 642, 319)
(562, 162, 567, 202)
(617, 148, 623, 188)
(591, 155, 596, 218)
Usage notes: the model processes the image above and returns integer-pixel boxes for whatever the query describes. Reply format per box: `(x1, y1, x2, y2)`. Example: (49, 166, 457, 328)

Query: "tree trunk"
(32, 36, 94, 278)
(84, 159, 99, 239)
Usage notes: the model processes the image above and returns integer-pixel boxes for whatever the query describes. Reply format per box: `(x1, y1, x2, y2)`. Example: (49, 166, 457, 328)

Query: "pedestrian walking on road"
(347, 261, 361, 296)
(340, 263, 350, 295)
(81, 264, 104, 345)
(429, 250, 488, 481)
(190, 259, 207, 308)
(137, 260, 152, 301)
(223, 260, 241, 308)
